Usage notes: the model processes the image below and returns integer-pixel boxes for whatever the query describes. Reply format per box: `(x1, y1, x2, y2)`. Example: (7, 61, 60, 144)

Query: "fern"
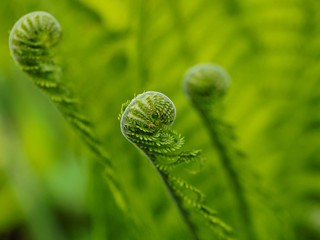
(119, 91, 234, 240)
(9, 11, 131, 218)
(183, 63, 257, 240)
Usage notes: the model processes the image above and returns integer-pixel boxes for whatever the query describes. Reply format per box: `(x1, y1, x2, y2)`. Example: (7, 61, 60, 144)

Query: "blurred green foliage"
(0, 0, 320, 239)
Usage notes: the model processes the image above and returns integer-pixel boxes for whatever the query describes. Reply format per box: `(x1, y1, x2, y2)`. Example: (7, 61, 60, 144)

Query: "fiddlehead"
(183, 63, 257, 240)
(120, 91, 234, 240)
(9, 11, 61, 82)
(183, 63, 230, 110)
(9, 11, 129, 216)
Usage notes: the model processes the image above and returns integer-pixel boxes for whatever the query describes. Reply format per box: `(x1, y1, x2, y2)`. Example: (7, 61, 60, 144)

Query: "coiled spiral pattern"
(120, 91, 233, 240)
(184, 63, 230, 107)
(10, 11, 61, 80)
(9, 12, 129, 215)
(120, 91, 184, 156)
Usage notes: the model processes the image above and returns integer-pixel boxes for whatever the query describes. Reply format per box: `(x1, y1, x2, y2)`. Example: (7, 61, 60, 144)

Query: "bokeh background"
(0, 0, 320, 239)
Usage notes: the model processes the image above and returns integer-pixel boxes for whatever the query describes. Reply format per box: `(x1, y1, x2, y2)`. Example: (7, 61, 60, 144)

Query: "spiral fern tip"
(119, 91, 176, 145)
(9, 11, 62, 73)
(183, 63, 231, 104)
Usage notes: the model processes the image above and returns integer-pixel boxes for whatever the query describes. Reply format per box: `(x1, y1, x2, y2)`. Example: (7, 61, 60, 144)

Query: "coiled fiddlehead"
(9, 11, 129, 216)
(183, 63, 230, 110)
(184, 63, 257, 240)
(9, 11, 61, 81)
(120, 91, 234, 240)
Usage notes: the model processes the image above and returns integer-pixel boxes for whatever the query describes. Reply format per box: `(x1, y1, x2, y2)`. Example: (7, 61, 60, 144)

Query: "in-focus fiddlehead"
(183, 63, 257, 240)
(120, 91, 234, 240)
(9, 11, 130, 217)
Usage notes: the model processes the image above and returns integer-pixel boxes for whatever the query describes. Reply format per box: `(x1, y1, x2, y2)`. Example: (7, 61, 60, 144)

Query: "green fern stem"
(199, 111, 255, 240)
(154, 156, 199, 240)
(120, 91, 234, 240)
(9, 11, 128, 213)
(184, 63, 256, 240)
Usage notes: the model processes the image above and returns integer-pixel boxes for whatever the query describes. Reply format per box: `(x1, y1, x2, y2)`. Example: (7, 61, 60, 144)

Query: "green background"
(0, 0, 319, 239)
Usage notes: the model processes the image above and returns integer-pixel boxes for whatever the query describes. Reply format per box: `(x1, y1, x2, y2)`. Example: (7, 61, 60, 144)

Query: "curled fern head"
(183, 63, 230, 104)
(9, 11, 62, 77)
(120, 91, 180, 153)
(120, 91, 176, 139)
(120, 92, 234, 239)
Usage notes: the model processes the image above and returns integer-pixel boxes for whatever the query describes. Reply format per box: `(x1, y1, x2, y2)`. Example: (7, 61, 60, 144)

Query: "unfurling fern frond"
(184, 63, 257, 240)
(183, 63, 230, 111)
(9, 11, 130, 215)
(9, 12, 62, 82)
(120, 91, 234, 240)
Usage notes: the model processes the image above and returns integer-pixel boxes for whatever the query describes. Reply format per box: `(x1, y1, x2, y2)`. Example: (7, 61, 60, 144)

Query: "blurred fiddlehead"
(183, 63, 257, 240)
(119, 91, 234, 240)
(9, 11, 130, 217)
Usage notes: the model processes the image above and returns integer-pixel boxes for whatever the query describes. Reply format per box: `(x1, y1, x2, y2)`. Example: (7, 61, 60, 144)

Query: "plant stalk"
(147, 154, 200, 240)
(199, 108, 257, 240)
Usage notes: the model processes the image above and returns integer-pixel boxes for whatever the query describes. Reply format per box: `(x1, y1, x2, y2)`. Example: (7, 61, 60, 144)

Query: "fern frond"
(184, 63, 257, 240)
(167, 174, 205, 204)
(120, 91, 234, 240)
(155, 150, 202, 172)
(183, 63, 231, 110)
(9, 11, 131, 218)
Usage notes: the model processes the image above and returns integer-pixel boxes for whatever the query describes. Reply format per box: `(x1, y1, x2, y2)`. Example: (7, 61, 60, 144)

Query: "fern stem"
(9, 11, 131, 219)
(200, 110, 256, 240)
(183, 63, 257, 240)
(149, 155, 200, 240)
(120, 91, 234, 240)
